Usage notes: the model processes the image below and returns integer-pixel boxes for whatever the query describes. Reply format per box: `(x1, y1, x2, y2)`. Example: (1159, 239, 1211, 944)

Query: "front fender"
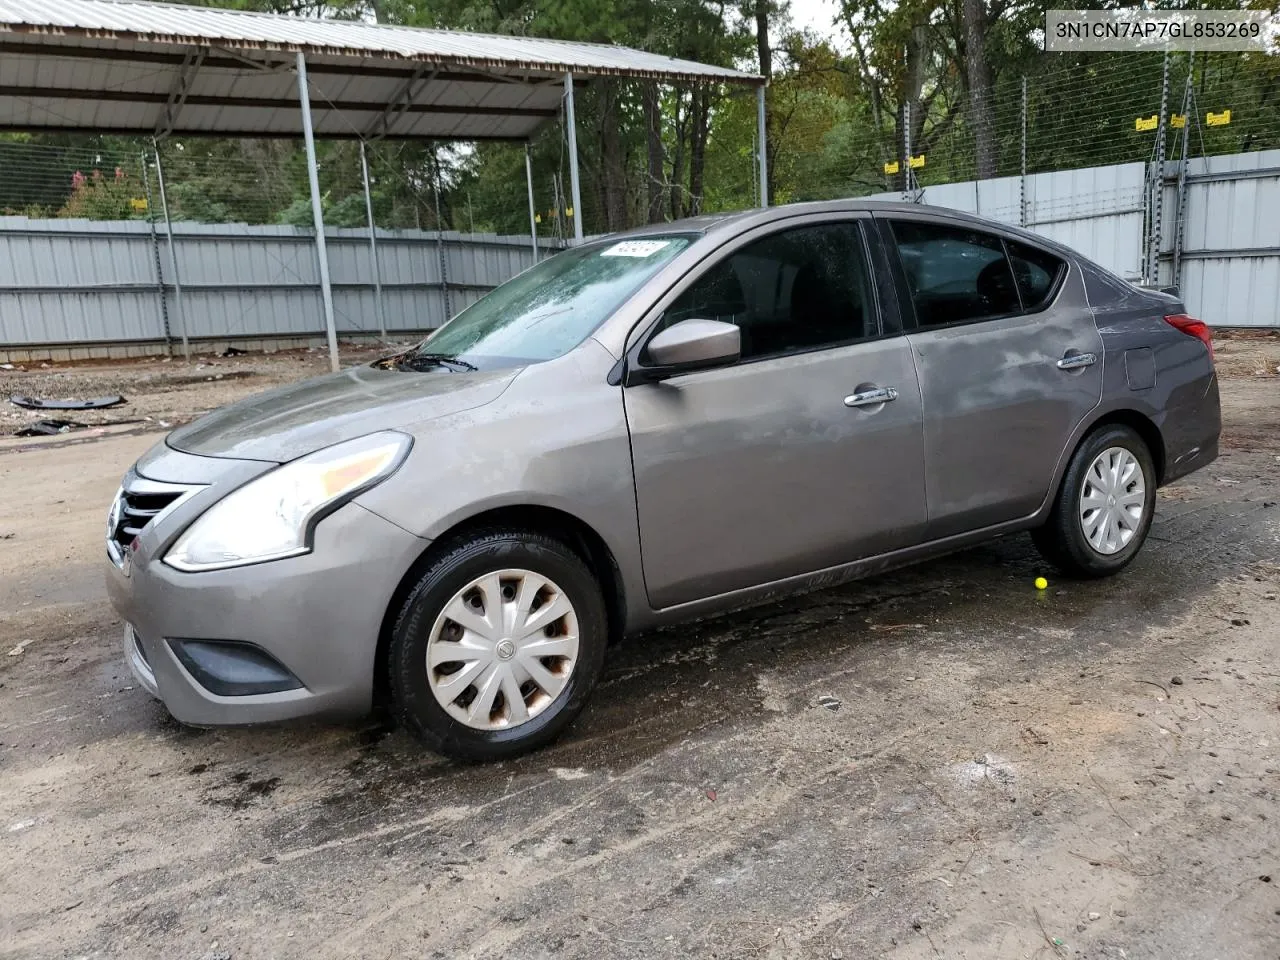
(353, 342, 649, 630)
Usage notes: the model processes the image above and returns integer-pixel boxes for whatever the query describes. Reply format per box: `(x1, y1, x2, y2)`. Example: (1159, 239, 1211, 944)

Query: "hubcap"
(426, 569, 579, 731)
(1079, 446, 1147, 556)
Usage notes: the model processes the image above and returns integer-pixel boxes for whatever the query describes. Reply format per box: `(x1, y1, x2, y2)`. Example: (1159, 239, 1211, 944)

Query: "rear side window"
(889, 220, 1020, 327)
(1006, 240, 1066, 310)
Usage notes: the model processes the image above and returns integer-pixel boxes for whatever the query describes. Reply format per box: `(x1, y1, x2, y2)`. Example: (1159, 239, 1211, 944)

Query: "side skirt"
(636, 513, 1043, 632)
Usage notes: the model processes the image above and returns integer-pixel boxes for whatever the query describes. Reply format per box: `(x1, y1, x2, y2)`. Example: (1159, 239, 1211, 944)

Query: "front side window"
(890, 220, 1021, 327)
(400, 234, 694, 368)
(658, 222, 877, 361)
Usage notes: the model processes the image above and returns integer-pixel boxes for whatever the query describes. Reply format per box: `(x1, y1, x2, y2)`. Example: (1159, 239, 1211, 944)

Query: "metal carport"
(0, 0, 766, 369)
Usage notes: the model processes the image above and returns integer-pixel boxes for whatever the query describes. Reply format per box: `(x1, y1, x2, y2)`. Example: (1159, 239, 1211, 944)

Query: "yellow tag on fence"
(1171, 114, 1186, 128)
(1206, 110, 1231, 127)
(1135, 115, 1158, 132)
(883, 161, 900, 175)
(909, 154, 925, 169)
(130, 197, 148, 212)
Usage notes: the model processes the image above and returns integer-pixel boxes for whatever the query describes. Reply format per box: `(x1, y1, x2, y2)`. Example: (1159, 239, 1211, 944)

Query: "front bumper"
(107, 443, 427, 726)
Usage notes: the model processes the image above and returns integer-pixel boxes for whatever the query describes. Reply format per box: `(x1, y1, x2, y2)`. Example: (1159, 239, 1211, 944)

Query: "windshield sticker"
(601, 240, 673, 258)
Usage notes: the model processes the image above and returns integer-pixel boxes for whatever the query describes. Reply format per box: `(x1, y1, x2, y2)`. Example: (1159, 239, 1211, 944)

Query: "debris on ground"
(817, 695, 842, 711)
(9, 394, 125, 411)
(15, 419, 87, 437)
(221, 346, 248, 357)
(7, 638, 35, 657)
(1, 345, 387, 436)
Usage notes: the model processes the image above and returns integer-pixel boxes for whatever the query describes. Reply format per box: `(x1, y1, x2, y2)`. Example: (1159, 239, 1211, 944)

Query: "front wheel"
(1032, 424, 1157, 578)
(389, 529, 608, 761)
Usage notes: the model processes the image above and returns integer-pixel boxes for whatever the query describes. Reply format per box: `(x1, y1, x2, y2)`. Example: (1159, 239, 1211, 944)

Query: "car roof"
(611, 199, 1081, 261)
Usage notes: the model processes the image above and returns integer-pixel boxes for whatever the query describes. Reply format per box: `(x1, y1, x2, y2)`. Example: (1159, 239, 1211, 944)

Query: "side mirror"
(627, 318, 741, 385)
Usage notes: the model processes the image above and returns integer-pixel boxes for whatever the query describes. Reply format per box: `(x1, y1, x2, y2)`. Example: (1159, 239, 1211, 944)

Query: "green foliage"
(57, 168, 146, 220)
(3, 0, 1277, 229)
(276, 197, 318, 227)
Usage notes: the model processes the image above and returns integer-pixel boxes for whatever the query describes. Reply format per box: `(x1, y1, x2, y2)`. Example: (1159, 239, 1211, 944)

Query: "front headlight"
(164, 432, 411, 572)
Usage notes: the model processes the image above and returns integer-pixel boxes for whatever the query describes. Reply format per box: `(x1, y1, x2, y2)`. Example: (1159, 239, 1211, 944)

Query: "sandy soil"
(0, 356, 1277, 959)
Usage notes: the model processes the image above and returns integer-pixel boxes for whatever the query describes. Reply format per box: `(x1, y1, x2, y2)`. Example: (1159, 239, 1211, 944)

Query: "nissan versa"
(106, 201, 1220, 760)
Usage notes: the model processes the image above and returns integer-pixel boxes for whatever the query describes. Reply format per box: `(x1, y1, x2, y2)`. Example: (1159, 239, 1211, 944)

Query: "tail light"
(1165, 313, 1214, 361)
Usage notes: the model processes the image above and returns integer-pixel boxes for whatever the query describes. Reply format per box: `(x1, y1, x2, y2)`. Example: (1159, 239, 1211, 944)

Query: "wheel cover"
(1079, 446, 1147, 556)
(425, 568, 579, 731)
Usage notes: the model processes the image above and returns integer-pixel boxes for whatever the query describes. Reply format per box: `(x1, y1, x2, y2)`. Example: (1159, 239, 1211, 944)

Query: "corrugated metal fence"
(0, 219, 556, 357)
(871, 148, 1280, 328)
(2, 149, 1277, 359)
(1160, 150, 1280, 330)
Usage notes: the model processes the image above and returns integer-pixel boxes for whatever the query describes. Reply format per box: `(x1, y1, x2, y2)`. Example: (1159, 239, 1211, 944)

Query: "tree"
(4, 0, 1276, 229)
(961, 0, 996, 178)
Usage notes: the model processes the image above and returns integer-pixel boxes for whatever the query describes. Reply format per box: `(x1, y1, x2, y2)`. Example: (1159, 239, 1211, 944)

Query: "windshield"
(398, 234, 695, 368)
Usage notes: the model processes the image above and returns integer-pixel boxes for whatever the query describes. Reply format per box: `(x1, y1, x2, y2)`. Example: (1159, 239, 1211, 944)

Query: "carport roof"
(0, 0, 763, 141)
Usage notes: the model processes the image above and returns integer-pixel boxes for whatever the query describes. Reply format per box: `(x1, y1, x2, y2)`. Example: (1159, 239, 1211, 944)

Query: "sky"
(786, 0, 847, 45)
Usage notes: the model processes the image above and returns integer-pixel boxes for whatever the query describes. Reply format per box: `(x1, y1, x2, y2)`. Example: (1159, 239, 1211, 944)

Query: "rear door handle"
(844, 386, 898, 407)
(1056, 352, 1097, 370)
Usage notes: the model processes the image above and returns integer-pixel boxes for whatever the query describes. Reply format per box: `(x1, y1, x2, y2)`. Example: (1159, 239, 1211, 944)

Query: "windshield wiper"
(395, 352, 477, 372)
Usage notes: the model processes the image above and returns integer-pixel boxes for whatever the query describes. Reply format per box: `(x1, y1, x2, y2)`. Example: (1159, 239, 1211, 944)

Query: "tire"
(389, 528, 607, 761)
(1032, 424, 1157, 579)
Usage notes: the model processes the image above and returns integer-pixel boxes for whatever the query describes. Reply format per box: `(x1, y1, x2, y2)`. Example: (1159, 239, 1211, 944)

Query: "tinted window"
(890, 220, 1020, 327)
(410, 234, 694, 365)
(659, 222, 876, 361)
(1006, 239, 1066, 310)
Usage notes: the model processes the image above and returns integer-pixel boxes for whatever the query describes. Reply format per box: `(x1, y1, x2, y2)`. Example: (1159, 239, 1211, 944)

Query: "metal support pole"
(1020, 76, 1028, 227)
(552, 175, 563, 241)
(525, 143, 539, 263)
(1171, 60, 1195, 291)
(359, 141, 386, 339)
(139, 152, 172, 356)
(902, 101, 913, 200)
(152, 144, 189, 361)
(756, 85, 769, 208)
(563, 73, 584, 242)
(1145, 51, 1172, 287)
(432, 146, 453, 323)
(296, 51, 340, 373)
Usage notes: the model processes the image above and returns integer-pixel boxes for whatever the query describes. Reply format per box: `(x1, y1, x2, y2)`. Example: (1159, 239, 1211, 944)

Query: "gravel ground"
(0, 348, 1278, 960)
(0, 343, 403, 437)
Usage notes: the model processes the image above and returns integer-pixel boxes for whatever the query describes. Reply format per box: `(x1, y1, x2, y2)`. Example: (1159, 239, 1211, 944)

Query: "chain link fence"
(0, 52, 1275, 232)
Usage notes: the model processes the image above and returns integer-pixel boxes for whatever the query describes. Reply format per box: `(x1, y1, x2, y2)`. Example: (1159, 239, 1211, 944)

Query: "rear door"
(623, 215, 927, 609)
(879, 214, 1103, 539)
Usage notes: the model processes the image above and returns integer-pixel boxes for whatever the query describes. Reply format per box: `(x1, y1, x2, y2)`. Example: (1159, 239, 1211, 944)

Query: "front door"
(623, 218, 928, 610)
(882, 216, 1104, 539)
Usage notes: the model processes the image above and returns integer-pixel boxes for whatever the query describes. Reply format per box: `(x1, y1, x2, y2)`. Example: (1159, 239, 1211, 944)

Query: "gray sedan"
(106, 201, 1220, 760)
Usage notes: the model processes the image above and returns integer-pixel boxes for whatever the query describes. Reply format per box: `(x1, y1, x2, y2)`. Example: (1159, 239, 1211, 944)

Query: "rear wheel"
(389, 529, 607, 760)
(1032, 424, 1157, 578)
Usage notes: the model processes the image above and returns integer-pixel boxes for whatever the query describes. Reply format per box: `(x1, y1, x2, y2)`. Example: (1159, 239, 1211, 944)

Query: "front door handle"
(844, 385, 898, 407)
(1056, 352, 1097, 370)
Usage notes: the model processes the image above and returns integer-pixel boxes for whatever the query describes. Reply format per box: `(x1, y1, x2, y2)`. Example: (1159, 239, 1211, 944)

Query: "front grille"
(108, 477, 198, 564)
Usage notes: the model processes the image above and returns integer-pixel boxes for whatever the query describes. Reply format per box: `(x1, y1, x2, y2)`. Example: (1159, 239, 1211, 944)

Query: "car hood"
(167, 364, 519, 462)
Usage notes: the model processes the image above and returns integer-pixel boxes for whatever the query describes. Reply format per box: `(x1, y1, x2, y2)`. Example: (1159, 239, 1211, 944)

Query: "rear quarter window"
(1080, 262, 1139, 306)
(1005, 240, 1067, 310)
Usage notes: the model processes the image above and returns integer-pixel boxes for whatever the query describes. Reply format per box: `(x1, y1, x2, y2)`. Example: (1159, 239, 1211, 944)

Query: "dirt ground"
(1, 343, 404, 438)
(1, 343, 1278, 960)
